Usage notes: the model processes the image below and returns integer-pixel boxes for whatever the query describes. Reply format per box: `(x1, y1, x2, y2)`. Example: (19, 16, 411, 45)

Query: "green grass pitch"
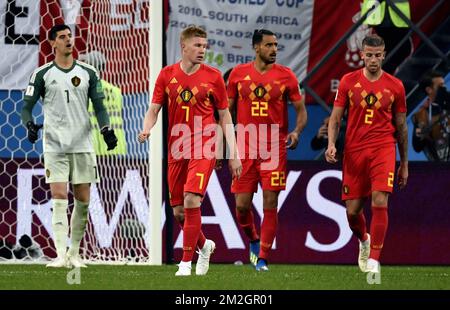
(1, 264, 449, 290)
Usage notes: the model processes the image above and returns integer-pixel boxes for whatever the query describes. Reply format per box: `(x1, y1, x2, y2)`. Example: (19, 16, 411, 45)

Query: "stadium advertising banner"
(0, 0, 91, 90)
(2, 1, 449, 100)
(166, 0, 313, 82)
(2, 159, 450, 265)
(0, 0, 40, 89)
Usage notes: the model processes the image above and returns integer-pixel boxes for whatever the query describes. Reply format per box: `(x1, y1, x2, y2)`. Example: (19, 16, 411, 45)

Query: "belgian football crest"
(71, 76, 81, 87)
(365, 92, 377, 106)
(254, 85, 267, 98)
(181, 88, 193, 102)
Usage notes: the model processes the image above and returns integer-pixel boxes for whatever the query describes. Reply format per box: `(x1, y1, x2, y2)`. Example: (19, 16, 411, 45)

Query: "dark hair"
(361, 34, 385, 49)
(420, 70, 444, 91)
(223, 67, 233, 84)
(252, 29, 275, 47)
(49, 24, 71, 41)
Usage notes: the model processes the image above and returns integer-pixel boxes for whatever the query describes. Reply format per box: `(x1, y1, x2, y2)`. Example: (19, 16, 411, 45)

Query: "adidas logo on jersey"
(51, 80, 58, 85)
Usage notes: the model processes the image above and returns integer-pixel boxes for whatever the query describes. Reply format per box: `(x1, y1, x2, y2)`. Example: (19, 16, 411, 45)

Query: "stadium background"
(0, 0, 449, 268)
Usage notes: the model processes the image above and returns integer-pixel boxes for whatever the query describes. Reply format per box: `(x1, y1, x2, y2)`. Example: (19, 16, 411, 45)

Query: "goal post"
(149, 0, 163, 266)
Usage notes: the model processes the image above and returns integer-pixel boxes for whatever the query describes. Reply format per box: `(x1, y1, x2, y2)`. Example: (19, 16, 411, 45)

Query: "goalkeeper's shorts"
(44, 152, 99, 184)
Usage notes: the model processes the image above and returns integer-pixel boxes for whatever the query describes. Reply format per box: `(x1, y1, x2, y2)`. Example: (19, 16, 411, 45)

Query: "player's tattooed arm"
(325, 106, 345, 163)
(395, 112, 408, 162)
(395, 112, 408, 189)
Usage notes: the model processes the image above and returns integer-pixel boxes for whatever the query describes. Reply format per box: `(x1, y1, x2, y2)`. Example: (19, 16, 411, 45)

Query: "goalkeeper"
(21, 24, 118, 268)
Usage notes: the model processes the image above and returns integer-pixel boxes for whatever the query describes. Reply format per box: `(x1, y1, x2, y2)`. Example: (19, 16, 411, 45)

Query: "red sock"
(236, 208, 259, 241)
(347, 212, 368, 241)
(196, 231, 206, 249)
(177, 218, 206, 249)
(181, 208, 201, 262)
(259, 208, 278, 260)
(369, 206, 388, 261)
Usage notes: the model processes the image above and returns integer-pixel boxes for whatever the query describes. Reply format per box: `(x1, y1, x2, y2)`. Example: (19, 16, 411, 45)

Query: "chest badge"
(180, 89, 193, 102)
(71, 76, 81, 87)
(254, 85, 267, 98)
(365, 93, 377, 106)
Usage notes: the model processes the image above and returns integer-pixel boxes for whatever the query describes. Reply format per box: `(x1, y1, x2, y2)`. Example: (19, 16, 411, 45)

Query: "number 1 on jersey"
(64, 90, 70, 103)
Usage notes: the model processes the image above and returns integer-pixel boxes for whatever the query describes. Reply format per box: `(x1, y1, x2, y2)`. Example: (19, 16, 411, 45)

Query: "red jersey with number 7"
(152, 62, 228, 163)
(334, 69, 406, 153)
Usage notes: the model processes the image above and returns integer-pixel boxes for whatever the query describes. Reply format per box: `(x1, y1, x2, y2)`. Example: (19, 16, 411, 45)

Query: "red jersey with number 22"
(227, 62, 302, 155)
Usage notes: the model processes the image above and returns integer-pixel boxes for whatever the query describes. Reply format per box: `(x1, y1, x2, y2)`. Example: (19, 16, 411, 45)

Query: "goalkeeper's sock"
(181, 207, 201, 262)
(369, 206, 388, 261)
(68, 199, 89, 257)
(51, 199, 69, 258)
(347, 212, 368, 242)
(259, 208, 278, 260)
(235, 208, 259, 241)
(177, 218, 206, 249)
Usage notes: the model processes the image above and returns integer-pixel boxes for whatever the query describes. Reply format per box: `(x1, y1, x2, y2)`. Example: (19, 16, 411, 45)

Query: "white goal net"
(0, 0, 154, 264)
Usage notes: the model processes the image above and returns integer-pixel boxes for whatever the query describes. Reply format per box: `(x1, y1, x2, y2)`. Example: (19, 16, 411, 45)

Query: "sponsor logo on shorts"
(170, 116, 281, 170)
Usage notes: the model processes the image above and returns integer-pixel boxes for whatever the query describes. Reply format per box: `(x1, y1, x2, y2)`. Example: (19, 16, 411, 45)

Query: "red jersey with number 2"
(334, 69, 406, 153)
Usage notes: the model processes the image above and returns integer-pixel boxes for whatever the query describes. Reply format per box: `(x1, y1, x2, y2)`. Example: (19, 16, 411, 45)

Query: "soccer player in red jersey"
(227, 29, 307, 271)
(325, 34, 408, 273)
(138, 26, 242, 276)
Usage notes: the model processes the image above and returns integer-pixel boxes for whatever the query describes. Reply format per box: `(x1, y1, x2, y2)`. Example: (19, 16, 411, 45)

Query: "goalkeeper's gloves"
(101, 126, 118, 150)
(26, 121, 43, 144)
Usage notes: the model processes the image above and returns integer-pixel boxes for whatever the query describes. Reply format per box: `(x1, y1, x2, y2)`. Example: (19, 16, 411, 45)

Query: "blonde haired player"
(139, 26, 241, 276)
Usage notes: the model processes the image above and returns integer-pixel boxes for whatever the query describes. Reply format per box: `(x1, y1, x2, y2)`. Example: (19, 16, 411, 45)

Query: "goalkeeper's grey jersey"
(24, 60, 104, 153)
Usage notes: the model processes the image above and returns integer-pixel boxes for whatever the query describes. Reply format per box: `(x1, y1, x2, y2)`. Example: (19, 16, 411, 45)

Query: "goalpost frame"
(149, 0, 163, 265)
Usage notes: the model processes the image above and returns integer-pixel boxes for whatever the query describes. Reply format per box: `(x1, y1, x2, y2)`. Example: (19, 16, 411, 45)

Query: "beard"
(365, 62, 380, 73)
(261, 54, 276, 64)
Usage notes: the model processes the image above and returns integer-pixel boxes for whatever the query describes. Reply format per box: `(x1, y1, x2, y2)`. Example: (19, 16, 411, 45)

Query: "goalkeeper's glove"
(101, 126, 118, 150)
(26, 121, 43, 144)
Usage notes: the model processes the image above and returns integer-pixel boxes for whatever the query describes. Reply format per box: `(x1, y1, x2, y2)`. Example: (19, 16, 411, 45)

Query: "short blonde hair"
(180, 26, 207, 43)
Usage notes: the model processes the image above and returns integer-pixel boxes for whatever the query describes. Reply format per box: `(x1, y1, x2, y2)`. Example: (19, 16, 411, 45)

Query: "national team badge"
(343, 185, 349, 194)
(71, 76, 81, 87)
(365, 93, 377, 106)
(180, 89, 193, 102)
(254, 85, 267, 98)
